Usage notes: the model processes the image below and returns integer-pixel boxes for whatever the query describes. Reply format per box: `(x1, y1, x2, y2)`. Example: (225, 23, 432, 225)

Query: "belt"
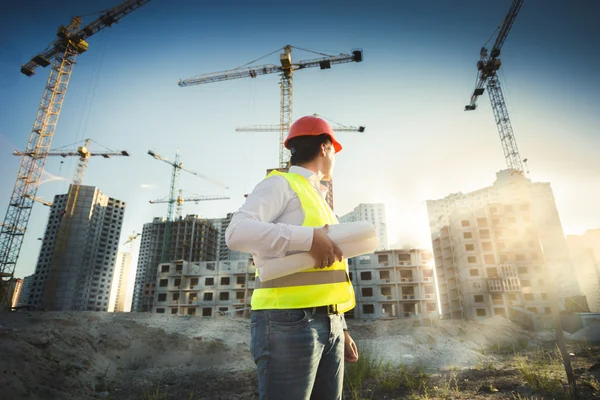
(312, 304, 339, 315)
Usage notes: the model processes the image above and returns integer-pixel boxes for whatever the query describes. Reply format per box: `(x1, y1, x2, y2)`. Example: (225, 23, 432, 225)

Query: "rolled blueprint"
(326, 221, 376, 245)
(257, 221, 378, 282)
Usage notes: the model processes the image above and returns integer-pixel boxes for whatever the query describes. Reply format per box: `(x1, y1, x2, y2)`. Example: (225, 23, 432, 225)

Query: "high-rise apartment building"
(567, 229, 600, 313)
(347, 249, 437, 323)
(132, 214, 218, 312)
(28, 185, 125, 311)
(8, 278, 23, 309)
(16, 275, 33, 307)
(427, 170, 579, 321)
(340, 203, 389, 250)
(110, 251, 133, 312)
(208, 213, 251, 262)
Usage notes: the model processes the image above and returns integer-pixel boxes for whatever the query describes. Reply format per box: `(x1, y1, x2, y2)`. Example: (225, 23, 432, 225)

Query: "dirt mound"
(0, 312, 541, 399)
(348, 315, 536, 370)
(0, 312, 254, 400)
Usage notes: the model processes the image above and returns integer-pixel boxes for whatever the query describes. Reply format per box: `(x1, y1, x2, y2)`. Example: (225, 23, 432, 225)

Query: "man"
(226, 115, 359, 400)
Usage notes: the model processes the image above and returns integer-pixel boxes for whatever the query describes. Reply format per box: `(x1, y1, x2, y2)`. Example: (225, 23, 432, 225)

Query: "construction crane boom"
(179, 45, 363, 169)
(178, 52, 360, 87)
(464, 0, 525, 173)
(21, 0, 151, 77)
(150, 191, 230, 219)
(236, 124, 365, 133)
(0, 0, 149, 310)
(123, 231, 141, 247)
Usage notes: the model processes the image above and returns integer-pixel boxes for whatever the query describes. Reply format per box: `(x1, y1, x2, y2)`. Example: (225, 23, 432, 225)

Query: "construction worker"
(225, 115, 358, 400)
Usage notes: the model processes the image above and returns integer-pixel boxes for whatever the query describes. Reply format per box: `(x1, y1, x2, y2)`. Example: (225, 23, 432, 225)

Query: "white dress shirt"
(225, 166, 330, 268)
(226, 166, 348, 328)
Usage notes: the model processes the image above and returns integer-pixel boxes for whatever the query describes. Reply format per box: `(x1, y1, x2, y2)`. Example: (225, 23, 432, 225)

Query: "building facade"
(132, 215, 218, 312)
(567, 229, 600, 313)
(8, 278, 23, 308)
(110, 251, 133, 312)
(153, 259, 255, 317)
(347, 249, 437, 323)
(27, 185, 125, 311)
(208, 213, 251, 262)
(427, 170, 575, 321)
(16, 275, 33, 307)
(340, 203, 389, 250)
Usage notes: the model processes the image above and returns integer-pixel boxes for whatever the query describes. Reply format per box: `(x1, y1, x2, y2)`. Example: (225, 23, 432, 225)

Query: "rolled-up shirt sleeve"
(225, 175, 314, 258)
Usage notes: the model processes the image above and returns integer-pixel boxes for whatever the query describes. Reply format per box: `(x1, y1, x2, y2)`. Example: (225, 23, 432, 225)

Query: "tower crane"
(0, 0, 150, 310)
(123, 231, 141, 248)
(150, 189, 230, 219)
(179, 45, 363, 170)
(464, 0, 525, 173)
(13, 139, 130, 211)
(147, 150, 228, 263)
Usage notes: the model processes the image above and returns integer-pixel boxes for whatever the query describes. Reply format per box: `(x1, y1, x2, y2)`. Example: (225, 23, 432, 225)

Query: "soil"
(0, 312, 598, 400)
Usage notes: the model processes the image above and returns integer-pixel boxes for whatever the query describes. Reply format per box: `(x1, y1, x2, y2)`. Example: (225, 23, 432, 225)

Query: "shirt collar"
(289, 166, 329, 196)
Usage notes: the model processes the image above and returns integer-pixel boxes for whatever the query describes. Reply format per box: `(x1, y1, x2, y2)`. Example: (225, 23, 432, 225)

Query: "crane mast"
(0, 0, 150, 310)
(465, 0, 524, 173)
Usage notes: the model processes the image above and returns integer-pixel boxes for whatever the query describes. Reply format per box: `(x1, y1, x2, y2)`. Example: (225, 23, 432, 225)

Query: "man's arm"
(225, 176, 314, 258)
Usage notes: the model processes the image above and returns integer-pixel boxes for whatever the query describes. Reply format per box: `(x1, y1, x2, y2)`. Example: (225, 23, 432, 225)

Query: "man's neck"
(295, 162, 324, 181)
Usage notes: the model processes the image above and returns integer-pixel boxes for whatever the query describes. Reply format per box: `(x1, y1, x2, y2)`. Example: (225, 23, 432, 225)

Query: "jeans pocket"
(267, 309, 309, 328)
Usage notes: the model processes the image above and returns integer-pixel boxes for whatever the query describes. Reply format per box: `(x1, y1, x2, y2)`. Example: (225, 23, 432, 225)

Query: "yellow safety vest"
(250, 170, 356, 313)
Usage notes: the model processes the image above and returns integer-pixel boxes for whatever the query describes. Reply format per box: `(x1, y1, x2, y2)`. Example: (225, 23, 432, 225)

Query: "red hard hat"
(284, 116, 342, 153)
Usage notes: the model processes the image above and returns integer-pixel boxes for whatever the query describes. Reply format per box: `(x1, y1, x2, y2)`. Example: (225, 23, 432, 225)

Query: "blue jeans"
(250, 308, 345, 400)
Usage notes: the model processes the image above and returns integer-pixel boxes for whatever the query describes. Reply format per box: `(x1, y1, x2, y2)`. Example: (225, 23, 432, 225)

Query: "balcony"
(488, 277, 521, 292)
(377, 294, 395, 301)
(396, 261, 413, 267)
(400, 294, 416, 300)
(398, 277, 414, 283)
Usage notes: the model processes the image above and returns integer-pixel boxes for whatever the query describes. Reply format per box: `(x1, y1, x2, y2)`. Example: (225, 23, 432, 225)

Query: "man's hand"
(344, 331, 358, 363)
(309, 225, 343, 269)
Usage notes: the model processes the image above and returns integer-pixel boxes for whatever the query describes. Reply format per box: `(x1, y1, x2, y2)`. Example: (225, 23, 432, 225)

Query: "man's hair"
(288, 134, 332, 166)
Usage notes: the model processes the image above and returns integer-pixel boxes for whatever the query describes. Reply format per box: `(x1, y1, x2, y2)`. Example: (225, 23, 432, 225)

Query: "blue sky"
(1, 0, 599, 278)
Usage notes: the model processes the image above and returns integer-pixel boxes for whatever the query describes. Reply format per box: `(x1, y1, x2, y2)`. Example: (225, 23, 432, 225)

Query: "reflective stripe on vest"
(250, 170, 356, 313)
(257, 269, 348, 289)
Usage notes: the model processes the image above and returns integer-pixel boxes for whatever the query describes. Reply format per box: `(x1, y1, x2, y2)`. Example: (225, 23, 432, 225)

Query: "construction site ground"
(0, 312, 598, 400)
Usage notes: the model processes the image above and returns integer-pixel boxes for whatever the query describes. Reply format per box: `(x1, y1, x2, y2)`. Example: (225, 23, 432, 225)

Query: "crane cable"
(290, 46, 338, 57)
(233, 45, 341, 71)
(233, 47, 285, 70)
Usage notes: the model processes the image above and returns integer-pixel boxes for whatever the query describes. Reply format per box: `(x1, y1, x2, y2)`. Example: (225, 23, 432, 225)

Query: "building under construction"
(153, 259, 254, 317)
(131, 215, 218, 312)
(427, 170, 581, 324)
(208, 213, 251, 262)
(348, 248, 437, 324)
(27, 185, 125, 311)
(567, 229, 600, 313)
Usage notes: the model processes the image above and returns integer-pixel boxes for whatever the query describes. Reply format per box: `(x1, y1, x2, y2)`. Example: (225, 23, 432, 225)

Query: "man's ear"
(320, 142, 328, 157)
